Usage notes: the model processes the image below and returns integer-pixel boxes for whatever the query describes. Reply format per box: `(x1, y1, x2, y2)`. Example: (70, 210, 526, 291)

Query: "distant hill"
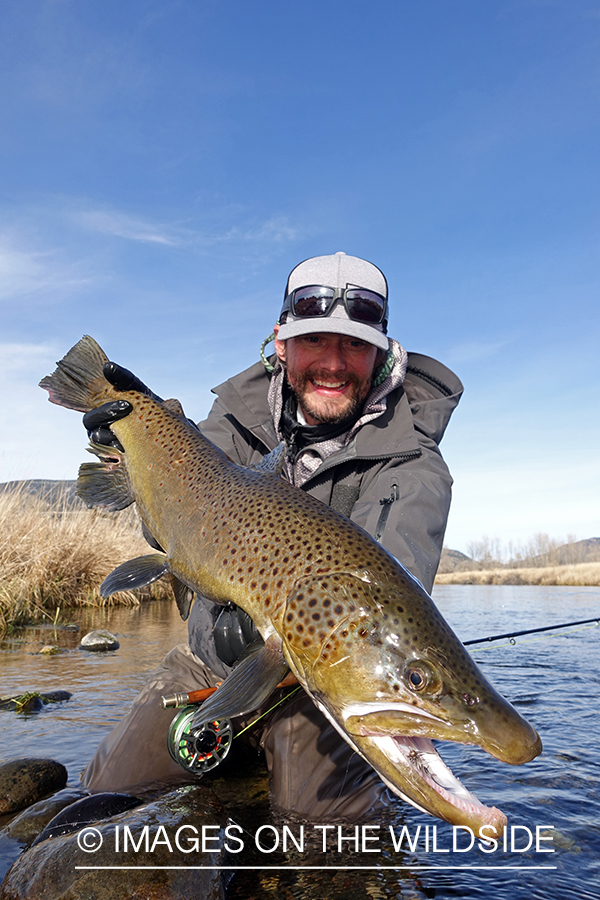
(437, 547, 478, 574)
(527, 537, 600, 566)
(0, 479, 83, 508)
(438, 538, 600, 573)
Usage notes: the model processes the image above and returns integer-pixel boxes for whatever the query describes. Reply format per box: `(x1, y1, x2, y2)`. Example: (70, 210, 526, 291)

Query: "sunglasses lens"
(292, 286, 335, 317)
(345, 290, 385, 323)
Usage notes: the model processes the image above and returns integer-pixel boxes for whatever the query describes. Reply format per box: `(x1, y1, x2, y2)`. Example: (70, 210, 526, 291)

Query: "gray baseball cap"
(277, 251, 389, 351)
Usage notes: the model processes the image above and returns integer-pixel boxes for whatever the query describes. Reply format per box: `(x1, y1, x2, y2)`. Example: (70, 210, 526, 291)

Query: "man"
(82, 252, 463, 820)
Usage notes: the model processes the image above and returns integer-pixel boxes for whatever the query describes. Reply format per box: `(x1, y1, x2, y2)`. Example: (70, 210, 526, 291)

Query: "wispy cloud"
(444, 337, 513, 365)
(74, 204, 302, 249)
(75, 209, 185, 246)
(0, 235, 91, 302)
(0, 342, 58, 378)
(0, 341, 86, 482)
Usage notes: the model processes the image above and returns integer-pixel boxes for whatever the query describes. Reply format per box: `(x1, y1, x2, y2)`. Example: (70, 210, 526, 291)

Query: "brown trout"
(41, 335, 541, 839)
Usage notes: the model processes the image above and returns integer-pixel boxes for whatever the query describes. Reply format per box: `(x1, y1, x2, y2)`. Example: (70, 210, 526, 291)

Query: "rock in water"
(79, 630, 120, 652)
(5, 789, 88, 845)
(0, 760, 68, 814)
(0, 696, 43, 713)
(32, 792, 142, 846)
(0, 785, 226, 899)
(40, 691, 72, 704)
(0, 692, 72, 713)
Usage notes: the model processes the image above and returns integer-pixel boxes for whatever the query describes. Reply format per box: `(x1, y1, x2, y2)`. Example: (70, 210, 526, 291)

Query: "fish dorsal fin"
(171, 575, 195, 621)
(247, 443, 286, 475)
(100, 553, 170, 598)
(163, 397, 185, 416)
(191, 634, 289, 727)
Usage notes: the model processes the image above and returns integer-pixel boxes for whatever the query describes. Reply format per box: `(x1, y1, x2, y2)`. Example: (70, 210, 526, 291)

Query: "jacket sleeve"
(348, 436, 453, 594)
(347, 355, 463, 594)
(197, 397, 267, 467)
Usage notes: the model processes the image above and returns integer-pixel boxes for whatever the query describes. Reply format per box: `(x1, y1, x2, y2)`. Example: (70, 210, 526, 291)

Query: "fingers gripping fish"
(40, 336, 542, 840)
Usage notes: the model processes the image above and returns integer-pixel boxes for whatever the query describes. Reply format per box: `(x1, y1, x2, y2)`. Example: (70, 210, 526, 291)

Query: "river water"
(1, 585, 599, 899)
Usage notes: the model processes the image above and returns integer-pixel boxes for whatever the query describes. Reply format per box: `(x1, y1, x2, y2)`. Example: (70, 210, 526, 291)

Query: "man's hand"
(83, 400, 133, 449)
(102, 362, 163, 402)
(83, 361, 162, 449)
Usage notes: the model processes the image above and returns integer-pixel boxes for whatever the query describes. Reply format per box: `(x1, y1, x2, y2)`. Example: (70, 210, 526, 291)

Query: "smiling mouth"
(311, 379, 349, 392)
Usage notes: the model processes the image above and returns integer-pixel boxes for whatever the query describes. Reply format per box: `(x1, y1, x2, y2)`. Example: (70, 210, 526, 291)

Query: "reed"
(435, 562, 600, 586)
(0, 483, 171, 633)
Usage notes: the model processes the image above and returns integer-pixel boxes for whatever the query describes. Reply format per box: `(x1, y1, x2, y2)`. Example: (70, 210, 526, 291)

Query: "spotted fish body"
(41, 336, 541, 839)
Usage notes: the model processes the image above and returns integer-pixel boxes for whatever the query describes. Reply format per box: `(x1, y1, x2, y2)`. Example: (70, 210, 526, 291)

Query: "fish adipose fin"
(101, 553, 170, 598)
(191, 635, 290, 728)
(247, 443, 285, 475)
(171, 575, 195, 621)
(162, 398, 185, 416)
(77, 443, 134, 512)
(39, 335, 108, 412)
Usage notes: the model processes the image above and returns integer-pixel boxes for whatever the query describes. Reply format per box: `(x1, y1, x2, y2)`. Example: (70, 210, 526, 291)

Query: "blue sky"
(1, 0, 598, 553)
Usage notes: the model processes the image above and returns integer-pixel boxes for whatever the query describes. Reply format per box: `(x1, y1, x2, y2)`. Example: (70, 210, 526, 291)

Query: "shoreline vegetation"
(1, 479, 599, 633)
(0, 480, 171, 635)
(434, 562, 600, 586)
(436, 533, 600, 587)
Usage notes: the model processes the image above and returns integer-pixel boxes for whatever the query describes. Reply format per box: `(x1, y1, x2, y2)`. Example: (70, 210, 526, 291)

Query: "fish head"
(282, 569, 542, 838)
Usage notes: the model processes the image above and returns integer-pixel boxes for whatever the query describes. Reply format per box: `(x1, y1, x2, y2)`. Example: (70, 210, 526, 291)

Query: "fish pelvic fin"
(171, 575, 195, 621)
(77, 442, 134, 511)
(39, 335, 108, 412)
(100, 552, 170, 598)
(191, 635, 289, 727)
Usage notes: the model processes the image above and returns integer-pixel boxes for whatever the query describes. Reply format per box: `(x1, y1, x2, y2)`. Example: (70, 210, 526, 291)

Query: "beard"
(286, 366, 373, 425)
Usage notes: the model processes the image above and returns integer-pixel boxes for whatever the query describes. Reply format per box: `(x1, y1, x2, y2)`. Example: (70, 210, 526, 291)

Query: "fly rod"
(161, 617, 600, 707)
(464, 616, 600, 646)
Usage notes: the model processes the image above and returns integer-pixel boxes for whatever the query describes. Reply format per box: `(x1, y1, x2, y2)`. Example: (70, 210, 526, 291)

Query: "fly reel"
(167, 705, 233, 774)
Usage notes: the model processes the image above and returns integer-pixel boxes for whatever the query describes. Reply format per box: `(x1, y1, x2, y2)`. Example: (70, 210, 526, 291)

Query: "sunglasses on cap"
(282, 284, 387, 327)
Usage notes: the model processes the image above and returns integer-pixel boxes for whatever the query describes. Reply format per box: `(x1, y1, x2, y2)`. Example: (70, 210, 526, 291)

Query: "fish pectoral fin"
(100, 553, 170, 597)
(191, 635, 290, 727)
(171, 575, 195, 621)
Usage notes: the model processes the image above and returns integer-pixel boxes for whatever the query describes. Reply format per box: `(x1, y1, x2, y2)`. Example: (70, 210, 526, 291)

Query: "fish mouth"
(369, 733, 507, 838)
(314, 697, 537, 839)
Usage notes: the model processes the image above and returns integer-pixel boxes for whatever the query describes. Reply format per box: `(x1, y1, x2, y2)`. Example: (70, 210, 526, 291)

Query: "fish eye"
(408, 669, 425, 691)
(404, 660, 440, 695)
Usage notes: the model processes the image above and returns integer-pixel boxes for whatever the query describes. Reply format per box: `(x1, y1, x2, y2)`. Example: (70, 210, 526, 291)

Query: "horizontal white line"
(75, 865, 557, 871)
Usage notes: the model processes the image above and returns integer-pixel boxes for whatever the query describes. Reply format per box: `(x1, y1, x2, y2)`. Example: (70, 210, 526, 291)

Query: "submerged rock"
(40, 691, 72, 703)
(0, 696, 43, 713)
(32, 792, 142, 846)
(79, 630, 120, 652)
(0, 784, 226, 899)
(0, 760, 68, 814)
(0, 692, 72, 713)
(5, 789, 88, 845)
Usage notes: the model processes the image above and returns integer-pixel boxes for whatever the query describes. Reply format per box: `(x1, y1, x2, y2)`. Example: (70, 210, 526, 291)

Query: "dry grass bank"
(0, 483, 172, 633)
(435, 562, 600, 586)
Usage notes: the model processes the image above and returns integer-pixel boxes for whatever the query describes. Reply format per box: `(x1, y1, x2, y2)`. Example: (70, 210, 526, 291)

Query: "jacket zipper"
(301, 448, 422, 488)
(375, 482, 400, 542)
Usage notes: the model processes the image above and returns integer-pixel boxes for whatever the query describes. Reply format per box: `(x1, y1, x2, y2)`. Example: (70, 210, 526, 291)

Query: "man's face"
(273, 328, 379, 426)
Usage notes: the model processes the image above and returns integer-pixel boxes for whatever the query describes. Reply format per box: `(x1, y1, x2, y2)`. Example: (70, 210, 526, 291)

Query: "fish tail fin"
(39, 335, 108, 412)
